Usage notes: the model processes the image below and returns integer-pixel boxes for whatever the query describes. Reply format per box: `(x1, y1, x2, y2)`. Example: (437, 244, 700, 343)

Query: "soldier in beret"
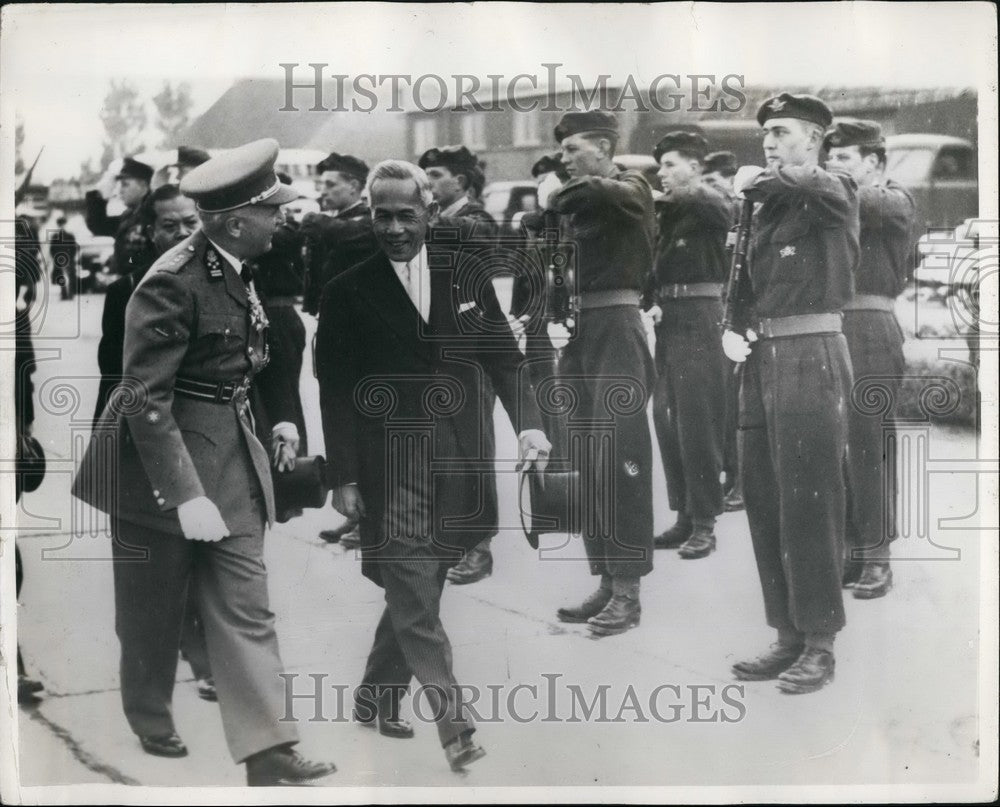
(85, 155, 154, 275)
(825, 119, 915, 600)
(73, 139, 336, 785)
(547, 110, 657, 636)
(646, 132, 733, 559)
(725, 93, 858, 694)
(702, 151, 739, 205)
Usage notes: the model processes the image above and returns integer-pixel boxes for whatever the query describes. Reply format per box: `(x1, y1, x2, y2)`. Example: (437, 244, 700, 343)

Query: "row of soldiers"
(66, 90, 915, 783)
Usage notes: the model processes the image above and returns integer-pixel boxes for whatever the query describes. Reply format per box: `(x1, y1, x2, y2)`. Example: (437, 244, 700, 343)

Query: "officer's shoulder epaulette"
(151, 242, 198, 275)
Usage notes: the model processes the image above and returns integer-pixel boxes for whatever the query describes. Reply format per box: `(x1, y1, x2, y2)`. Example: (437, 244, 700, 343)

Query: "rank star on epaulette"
(205, 246, 224, 280)
(780, 245, 796, 258)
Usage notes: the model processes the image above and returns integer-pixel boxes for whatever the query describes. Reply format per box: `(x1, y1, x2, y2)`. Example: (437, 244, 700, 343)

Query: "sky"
(2, 2, 997, 182)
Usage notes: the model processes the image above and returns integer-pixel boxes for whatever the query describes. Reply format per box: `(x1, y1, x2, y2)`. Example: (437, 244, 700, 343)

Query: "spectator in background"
(48, 216, 79, 300)
(85, 156, 153, 275)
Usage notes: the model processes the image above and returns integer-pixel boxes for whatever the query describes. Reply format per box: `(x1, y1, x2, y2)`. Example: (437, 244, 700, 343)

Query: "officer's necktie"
(240, 262, 254, 286)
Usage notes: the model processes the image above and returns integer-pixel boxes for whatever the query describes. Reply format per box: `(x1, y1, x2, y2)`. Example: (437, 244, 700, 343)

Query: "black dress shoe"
(587, 595, 641, 636)
(732, 643, 804, 681)
(556, 587, 612, 623)
(354, 708, 415, 739)
(246, 745, 337, 786)
(841, 562, 863, 589)
(722, 489, 745, 512)
(339, 527, 362, 550)
(196, 677, 218, 702)
(139, 732, 189, 758)
(678, 526, 716, 559)
(777, 647, 835, 694)
(654, 520, 692, 549)
(447, 547, 493, 585)
(853, 563, 892, 599)
(444, 733, 486, 771)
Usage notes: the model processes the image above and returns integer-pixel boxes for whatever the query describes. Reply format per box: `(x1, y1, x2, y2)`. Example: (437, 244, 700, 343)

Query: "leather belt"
(843, 294, 895, 313)
(175, 376, 251, 404)
(579, 289, 641, 309)
(659, 282, 723, 300)
(755, 313, 843, 339)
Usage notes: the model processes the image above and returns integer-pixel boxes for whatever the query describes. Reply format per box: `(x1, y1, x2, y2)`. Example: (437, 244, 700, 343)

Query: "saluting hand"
(178, 496, 230, 542)
(733, 165, 767, 199)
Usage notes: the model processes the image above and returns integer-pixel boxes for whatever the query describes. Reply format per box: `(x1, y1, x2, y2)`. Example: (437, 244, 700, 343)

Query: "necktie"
(404, 260, 426, 322)
(240, 262, 254, 286)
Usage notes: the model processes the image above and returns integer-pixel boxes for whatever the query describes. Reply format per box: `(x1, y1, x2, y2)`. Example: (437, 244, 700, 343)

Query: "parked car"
(77, 236, 115, 293)
(481, 180, 539, 234)
(884, 134, 979, 236)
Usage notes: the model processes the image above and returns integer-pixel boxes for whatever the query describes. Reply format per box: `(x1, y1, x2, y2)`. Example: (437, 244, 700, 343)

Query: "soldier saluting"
(725, 94, 858, 694)
(824, 119, 916, 599)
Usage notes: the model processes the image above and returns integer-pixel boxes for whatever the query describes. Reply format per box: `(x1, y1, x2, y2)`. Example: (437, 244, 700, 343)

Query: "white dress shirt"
(390, 245, 431, 323)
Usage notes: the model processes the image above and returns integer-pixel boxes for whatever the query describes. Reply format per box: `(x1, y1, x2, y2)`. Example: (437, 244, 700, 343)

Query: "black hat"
(652, 131, 709, 163)
(531, 153, 563, 178)
(177, 146, 211, 168)
(703, 151, 738, 176)
(316, 152, 370, 184)
(116, 156, 154, 183)
(823, 118, 885, 151)
(554, 111, 619, 143)
(756, 93, 833, 128)
(417, 145, 479, 175)
(180, 138, 298, 213)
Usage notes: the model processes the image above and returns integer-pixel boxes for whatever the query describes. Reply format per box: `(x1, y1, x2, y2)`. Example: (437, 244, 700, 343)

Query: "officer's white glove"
(178, 496, 230, 542)
(546, 320, 572, 349)
(643, 305, 663, 327)
(271, 422, 300, 472)
(722, 329, 758, 363)
(733, 165, 766, 199)
(518, 429, 552, 473)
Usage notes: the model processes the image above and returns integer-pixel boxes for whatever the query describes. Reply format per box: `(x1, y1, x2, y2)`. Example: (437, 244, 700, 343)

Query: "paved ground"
(7, 292, 993, 797)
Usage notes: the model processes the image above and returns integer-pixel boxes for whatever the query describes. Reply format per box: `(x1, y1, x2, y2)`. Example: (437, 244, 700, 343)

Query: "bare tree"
(98, 79, 148, 162)
(152, 81, 194, 149)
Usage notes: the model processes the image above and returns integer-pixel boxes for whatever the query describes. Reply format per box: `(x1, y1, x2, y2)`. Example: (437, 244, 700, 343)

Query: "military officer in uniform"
(646, 132, 733, 558)
(547, 111, 657, 637)
(418, 144, 501, 586)
(85, 155, 154, 275)
(725, 94, 858, 694)
(825, 119, 915, 599)
(73, 139, 336, 785)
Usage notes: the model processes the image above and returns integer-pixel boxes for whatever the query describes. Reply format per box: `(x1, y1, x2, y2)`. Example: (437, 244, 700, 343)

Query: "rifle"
(721, 197, 755, 333)
(15, 147, 45, 206)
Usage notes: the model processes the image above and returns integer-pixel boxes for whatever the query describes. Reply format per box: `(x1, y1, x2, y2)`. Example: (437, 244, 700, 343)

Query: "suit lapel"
(356, 254, 435, 361)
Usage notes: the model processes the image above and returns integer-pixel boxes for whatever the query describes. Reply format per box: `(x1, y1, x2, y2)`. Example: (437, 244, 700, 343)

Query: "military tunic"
(736, 164, 859, 635)
(548, 168, 657, 578)
(649, 184, 732, 522)
(843, 179, 915, 570)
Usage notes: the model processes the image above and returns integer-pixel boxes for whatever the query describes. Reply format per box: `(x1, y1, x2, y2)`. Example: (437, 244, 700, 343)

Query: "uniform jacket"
(650, 183, 733, 294)
(548, 168, 655, 293)
(73, 230, 276, 535)
(301, 203, 379, 315)
(85, 190, 150, 275)
(315, 222, 542, 585)
(856, 179, 916, 297)
(734, 165, 859, 330)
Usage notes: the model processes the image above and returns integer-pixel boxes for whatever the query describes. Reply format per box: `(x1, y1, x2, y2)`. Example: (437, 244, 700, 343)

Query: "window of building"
(413, 117, 438, 156)
(460, 113, 487, 150)
(512, 108, 541, 147)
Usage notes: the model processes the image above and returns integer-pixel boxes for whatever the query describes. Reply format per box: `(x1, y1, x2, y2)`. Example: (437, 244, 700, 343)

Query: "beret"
(316, 152, 370, 182)
(823, 118, 885, 151)
(417, 145, 479, 175)
(653, 131, 709, 163)
(117, 156, 154, 183)
(756, 93, 833, 128)
(180, 138, 298, 213)
(177, 146, 211, 168)
(702, 151, 738, 176)
(554, 110, 619, 143)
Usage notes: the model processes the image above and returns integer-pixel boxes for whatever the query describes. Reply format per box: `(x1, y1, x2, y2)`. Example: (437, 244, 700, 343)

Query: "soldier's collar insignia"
(205, 246, 224, 280)
(769, 98, 786, 112)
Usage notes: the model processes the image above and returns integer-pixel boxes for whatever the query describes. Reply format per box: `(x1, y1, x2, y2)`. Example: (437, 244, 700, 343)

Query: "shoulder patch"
(152, 244, 197, 275)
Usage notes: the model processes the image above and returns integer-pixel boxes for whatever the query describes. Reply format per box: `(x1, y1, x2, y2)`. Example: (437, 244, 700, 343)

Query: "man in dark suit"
(73, 139, 336, 785)
(315, 159, 550, 771)
(418, 144, 501, 585)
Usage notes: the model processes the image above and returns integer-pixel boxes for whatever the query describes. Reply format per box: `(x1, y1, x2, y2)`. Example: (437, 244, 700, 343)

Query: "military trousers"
(652, 299, 728, 521)
(558, 305, 655, 578)
(739, 333, 853, 634)
(843, 309, 906, 572)
(111, 510, 297, 763)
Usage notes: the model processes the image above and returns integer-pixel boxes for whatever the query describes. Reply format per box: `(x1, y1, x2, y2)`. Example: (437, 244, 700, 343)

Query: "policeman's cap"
(117, 156, 154, 183)
(177, 146, 211, 168)
(180, 138, 298, 213)
(653, 131, 709, 163)
(703, 151, 738, 176)
(756, 93, 833, 128)
(554, 111, 619, 143)
(316, 152, 370, 184)
(418, 145, 479, 176)
(823, 118, 885, 151)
